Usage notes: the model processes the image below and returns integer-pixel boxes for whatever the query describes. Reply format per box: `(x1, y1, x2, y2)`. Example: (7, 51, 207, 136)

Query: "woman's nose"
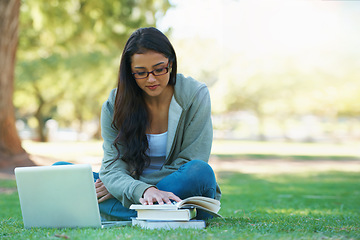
(147, 73, 156, 82)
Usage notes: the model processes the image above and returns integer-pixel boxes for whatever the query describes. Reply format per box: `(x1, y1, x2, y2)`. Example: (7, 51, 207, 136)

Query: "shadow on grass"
(213, 154, 360, 161)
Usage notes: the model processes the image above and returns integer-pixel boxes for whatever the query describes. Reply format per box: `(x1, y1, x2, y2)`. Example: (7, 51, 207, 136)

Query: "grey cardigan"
(99, 74, 221, 208)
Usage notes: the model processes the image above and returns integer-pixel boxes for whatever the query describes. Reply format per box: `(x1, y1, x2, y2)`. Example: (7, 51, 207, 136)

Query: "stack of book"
(130, 196, 221, 230)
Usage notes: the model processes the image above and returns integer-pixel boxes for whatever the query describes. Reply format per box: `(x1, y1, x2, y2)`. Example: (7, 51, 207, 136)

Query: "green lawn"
(1, 170, 359, 239)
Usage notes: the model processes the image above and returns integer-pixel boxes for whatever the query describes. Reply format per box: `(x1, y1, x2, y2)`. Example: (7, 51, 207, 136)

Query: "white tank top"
(142, 131, 167, 175)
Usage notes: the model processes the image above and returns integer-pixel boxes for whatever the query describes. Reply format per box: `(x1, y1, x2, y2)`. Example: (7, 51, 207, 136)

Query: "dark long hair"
(111, 27, 177, 178)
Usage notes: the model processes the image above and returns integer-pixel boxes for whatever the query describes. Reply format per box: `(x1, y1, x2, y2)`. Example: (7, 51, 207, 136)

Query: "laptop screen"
(15, 164, 101, 228)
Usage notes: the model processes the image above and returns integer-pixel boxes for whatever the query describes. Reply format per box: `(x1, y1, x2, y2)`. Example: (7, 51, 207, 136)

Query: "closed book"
(136, 208, 196, 221)
(132, 218, 205, 230)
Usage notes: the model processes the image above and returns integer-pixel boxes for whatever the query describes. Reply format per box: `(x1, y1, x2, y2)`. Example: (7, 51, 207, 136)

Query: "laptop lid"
(15, 164, 102, 228)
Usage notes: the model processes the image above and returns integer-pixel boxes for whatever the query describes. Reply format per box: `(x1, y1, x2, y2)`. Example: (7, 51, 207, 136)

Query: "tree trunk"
(34, 102, 47, 142)
(92, 116, 102, 140)
(0, 0, 34, 169)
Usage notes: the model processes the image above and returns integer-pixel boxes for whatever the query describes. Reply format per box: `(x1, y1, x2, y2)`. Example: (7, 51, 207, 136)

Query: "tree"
(0, 0, 33, 168)
(211, 55, 309, 140)
(14, 0, 171, 141)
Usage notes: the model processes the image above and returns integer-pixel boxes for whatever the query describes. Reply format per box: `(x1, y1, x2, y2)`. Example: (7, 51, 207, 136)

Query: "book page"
(177, 196, 221, 212)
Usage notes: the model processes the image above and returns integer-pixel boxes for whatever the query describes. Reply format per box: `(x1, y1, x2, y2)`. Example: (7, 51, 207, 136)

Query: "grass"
(1, 170, 359, 239)
(2, 140, 359, 239)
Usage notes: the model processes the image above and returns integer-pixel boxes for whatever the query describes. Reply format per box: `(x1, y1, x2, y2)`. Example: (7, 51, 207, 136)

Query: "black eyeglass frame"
(132, 63, 171, 79)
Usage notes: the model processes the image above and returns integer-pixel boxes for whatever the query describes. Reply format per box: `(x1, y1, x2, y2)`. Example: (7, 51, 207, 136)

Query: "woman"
(95, 27, 221, 220)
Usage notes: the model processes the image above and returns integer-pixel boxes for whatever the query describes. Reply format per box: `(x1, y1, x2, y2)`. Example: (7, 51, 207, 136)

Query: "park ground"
(1, 139, 359, 179)
(1, 139, 359, 239)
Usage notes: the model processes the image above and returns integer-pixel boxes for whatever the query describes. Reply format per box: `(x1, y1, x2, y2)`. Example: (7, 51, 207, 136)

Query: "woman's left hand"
(95, 179, 114, 203)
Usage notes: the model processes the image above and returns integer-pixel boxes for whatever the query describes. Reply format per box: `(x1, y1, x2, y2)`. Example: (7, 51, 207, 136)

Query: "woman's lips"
(147, 85, 159, 90)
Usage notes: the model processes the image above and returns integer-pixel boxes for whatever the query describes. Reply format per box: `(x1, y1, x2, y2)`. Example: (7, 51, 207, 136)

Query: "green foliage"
(15, 0, 171, 141)
(208, 53, 360, 140)
(18, 0, 170, 54)
(1, 170, 359, 239)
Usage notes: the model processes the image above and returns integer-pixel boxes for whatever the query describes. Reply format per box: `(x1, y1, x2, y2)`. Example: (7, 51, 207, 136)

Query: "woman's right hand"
(95, 179, 114, 203)
(139, 187, 181, 205)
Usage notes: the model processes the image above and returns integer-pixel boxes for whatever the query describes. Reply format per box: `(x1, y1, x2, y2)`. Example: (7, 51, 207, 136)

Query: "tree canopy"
(15, 0, 171, 141)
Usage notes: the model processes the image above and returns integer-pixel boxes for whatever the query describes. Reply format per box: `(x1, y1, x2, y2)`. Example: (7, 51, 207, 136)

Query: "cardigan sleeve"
(99, 91, 154, 208)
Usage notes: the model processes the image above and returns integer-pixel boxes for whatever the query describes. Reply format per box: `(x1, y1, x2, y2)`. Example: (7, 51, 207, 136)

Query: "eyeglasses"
(132, 63, 171, 79)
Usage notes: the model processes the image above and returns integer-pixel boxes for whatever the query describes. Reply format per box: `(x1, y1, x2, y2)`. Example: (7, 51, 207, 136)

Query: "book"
(136, 208, 197, 221)
(130, 196, 222, 218)
(132, 218, 206, 230)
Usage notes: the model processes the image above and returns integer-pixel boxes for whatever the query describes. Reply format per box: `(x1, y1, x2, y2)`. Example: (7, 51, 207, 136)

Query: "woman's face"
(131, 51, 172, 99)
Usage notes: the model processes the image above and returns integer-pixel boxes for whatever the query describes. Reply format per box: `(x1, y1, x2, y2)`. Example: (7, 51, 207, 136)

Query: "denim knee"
(183, 160, 216, 182)
(52, 161, 99, 181)
(99, 198, 137, 221)
(182, 160, 216, 195)
(52, 161, 73, 166)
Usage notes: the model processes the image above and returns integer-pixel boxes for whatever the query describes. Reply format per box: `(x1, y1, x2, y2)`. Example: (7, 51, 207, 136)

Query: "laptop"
(15, 164, 130, 228)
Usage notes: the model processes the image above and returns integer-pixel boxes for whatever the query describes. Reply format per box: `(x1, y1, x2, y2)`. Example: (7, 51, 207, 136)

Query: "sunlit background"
(14, 0, 360, 149)
(158, 0, 360, 142)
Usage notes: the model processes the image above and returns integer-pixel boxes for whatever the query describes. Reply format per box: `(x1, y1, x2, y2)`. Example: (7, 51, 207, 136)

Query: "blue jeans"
(53, 160, 217, 220)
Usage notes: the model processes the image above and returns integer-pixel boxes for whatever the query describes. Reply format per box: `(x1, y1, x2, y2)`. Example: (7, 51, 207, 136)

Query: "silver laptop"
(15, 164, 130, 228)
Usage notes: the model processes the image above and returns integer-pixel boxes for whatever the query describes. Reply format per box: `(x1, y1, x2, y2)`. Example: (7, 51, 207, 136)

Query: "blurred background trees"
(2, 0, 359, 148)
(14, 0, 171, 142)
(210, 53, 360, 141)
(0, 0, 171, 168)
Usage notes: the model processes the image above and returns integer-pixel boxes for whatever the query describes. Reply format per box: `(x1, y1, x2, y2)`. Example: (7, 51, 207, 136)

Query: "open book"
(130, 196, 222, 218)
